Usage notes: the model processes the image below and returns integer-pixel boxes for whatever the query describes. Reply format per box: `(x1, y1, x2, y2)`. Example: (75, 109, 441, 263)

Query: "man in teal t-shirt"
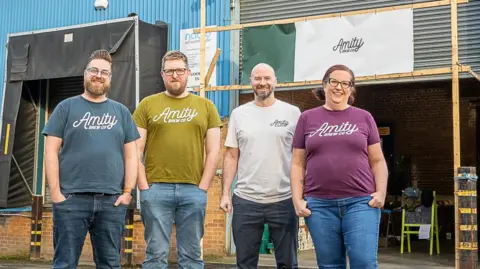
(42, 49, 140, 269)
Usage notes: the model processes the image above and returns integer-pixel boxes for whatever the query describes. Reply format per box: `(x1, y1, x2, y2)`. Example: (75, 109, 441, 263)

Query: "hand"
(198, 183, 209, 192)
(294, 199, 311, 217)
(219, 195, 232, 214)
(138, 184, 149, 191)
(51, 193, 66, 204)
(115, 193, 132, 207)
(369, 192, 386, 208)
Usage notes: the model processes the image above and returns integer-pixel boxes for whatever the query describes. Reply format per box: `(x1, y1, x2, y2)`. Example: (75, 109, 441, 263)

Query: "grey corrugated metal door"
(45, 76, 84, 205)
(239, 0, 480, 83)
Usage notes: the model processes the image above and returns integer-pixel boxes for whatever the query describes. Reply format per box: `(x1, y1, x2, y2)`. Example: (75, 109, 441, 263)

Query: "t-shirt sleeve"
(292, 112, 306, 149)
(42, 100, 68, 139)
(366, 112, 381, 146)
(122, 106, 141, 144)
(224, 110, 238, 148)
(207, 100, 223, 129)
(132, 98, 148, 129)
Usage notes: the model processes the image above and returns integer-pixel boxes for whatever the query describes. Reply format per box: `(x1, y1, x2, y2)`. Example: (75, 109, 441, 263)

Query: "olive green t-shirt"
(133, 92, 223, 185)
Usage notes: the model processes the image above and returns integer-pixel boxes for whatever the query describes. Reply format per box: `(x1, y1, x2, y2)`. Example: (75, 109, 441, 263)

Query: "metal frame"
(7, 17, 136, 37)
(42, 79, 49, 204)
(133, 16, 141, 210)
(0, 36, 9, 140)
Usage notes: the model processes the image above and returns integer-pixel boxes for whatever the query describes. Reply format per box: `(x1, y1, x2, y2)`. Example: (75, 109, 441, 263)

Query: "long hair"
(313, 64, 356, 105)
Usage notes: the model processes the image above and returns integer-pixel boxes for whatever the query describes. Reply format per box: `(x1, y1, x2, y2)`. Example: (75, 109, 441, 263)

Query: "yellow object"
(400, 190, 440, 255)
(4, 123, 10, 154)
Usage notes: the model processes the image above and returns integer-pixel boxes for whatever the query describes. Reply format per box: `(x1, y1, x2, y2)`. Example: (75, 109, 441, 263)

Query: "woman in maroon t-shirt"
(291, 64, 388, 269)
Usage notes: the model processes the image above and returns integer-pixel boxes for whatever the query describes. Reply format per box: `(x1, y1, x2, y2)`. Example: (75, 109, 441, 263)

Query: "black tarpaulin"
(0, 17, 168, 208)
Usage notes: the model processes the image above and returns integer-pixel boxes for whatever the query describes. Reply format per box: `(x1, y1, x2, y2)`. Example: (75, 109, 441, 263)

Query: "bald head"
(251, 63, 276, 78)
(250, 63, 276, 101)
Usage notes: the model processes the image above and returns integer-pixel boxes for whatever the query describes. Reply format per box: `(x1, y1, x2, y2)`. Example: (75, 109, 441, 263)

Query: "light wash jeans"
(140, 183, 207, 269)
(305, 195, 381, 269)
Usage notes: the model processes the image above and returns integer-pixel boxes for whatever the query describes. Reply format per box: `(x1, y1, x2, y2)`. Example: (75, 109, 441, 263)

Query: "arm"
(291, 148, 306, 204)
(291, 148, 311, 217)
(44, 136, 64, 203)
(222, 147, 239, 196)
(368, 142, 389, 208)
(136, 127, 149, 190)
(123, 140, 138, 194)
(198, 127, 221, 191)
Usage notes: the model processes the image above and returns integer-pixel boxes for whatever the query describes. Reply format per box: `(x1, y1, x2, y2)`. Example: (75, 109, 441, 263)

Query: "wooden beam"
(191, 66, 471, 92)
(199, 0, 206, 98)
(451, 0, 461, 268)
(468, 69, 480, 81)
(199, 0, 206, 259)
(205, 48, 221, 87)
(193, 0, 468, 34)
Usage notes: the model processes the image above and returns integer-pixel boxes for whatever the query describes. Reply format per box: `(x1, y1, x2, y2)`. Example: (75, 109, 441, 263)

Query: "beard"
(253, 85, 273, 100)
(85, 77, 110, 96)
(165, 80, 188, 96)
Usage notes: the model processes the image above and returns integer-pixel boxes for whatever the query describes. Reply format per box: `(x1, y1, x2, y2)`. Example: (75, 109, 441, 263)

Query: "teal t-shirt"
(42, 95, 140, 194)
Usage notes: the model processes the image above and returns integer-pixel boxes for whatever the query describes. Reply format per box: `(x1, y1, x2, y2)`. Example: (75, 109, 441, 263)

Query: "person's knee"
(347, 247, 377, 269)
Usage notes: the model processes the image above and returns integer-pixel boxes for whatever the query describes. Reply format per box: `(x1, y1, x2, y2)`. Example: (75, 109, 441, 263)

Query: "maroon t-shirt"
(292, 106, 380, 199)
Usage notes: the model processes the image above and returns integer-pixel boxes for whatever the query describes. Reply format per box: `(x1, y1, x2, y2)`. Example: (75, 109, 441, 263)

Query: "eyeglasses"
(163, 68, 188, 76)
(327, 78, 353, 89)
(86, 67, 111, 78)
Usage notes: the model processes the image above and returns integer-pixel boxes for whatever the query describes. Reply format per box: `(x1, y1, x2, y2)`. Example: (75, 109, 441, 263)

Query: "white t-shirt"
(225, 100, 301, 204)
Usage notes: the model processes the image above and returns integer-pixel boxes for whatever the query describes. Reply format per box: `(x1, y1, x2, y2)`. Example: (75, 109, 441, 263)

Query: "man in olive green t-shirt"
(133, 50, 222, 269)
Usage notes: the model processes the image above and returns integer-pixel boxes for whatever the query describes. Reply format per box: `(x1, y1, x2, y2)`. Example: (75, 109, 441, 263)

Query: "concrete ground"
(0, 241, 464, 269)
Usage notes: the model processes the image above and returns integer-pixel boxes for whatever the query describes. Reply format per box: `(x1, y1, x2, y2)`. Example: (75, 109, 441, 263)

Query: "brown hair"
(86, 49, 112, 68)
(313, 64, 356, 105)
(162, 50, 189, 70)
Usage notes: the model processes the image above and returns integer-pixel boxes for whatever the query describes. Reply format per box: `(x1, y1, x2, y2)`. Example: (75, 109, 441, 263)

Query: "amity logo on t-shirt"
(153, 107, 199, 123)
(73, 112, 118, 130)
(308, 122, 358, 137)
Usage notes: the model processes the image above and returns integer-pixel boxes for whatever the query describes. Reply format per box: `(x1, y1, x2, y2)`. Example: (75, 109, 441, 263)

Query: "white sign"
(294, 9, 414, 80)
(180, 26, 217, 91)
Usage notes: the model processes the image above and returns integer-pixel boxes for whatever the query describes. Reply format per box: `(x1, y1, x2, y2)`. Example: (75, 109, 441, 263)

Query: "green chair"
(400, 188, 440, 255)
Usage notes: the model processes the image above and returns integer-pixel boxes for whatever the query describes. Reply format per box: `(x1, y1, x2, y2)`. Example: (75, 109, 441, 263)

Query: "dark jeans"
(232, 194, 299, 269)
(52, 193, 128, 269)
(305, 195, 381, 269)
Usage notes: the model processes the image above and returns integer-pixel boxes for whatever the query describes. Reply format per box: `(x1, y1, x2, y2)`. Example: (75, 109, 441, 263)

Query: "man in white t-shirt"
(220, 63, 301, 269)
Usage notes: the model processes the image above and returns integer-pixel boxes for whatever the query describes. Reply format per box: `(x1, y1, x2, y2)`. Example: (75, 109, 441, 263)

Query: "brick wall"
(0, 216, 30, 258)
(240, 79, 478, 195)
(367, 81, 477, 195)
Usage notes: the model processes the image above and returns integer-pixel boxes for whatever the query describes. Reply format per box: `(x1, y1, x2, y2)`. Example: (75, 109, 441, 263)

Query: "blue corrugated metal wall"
(0, 0, 231, 117)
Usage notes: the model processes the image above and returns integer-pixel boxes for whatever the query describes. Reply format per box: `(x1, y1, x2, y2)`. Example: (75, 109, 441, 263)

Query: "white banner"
(294, 9, 414, 81)
(179, 27, 217, 91)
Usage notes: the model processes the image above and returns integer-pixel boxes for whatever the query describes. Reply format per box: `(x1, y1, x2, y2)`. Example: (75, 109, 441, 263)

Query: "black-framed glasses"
(86, 67, 111, 78)
(328, 78, 352, 89)
(163, 68, 188, 76)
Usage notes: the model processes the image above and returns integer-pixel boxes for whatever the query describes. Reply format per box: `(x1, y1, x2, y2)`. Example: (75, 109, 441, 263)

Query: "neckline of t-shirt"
(79, 94, 109, 104)
(321, 105, 352, 113)
(250, 99, 281, 110)
(162, 92, 192, 100)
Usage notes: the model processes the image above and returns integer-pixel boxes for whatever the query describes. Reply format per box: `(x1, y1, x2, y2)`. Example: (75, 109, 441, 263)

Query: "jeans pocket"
(53, 193, 74, 205)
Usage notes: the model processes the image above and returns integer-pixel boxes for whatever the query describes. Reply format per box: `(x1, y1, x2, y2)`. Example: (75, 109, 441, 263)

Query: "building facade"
(0, 0, 235, 263)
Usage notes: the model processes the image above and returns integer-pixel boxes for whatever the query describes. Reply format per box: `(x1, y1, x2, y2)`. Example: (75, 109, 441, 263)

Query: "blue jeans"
(140, 183, 207, 269)
(52, 193, 128, 269)
(305, 195, 380, 269)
